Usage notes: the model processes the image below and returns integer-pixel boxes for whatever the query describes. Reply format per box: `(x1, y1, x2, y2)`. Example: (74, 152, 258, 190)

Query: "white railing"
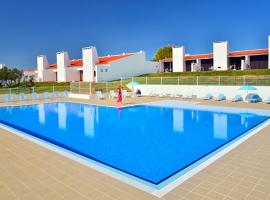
(70, 75, 270, 95)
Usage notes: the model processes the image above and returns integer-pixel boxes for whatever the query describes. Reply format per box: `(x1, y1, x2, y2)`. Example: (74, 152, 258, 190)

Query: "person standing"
(117, 85, 123, 105)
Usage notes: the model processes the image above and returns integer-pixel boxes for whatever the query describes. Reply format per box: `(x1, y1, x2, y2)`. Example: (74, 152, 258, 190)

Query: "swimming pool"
(0, 101, 269, 190)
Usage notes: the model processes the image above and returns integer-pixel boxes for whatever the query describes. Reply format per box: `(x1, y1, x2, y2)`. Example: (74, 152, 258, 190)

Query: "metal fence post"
(89, 83, 92, 96)
(178, 76, 180, 85)
(243, 76, 246, 85)
(161, 77, 163, 85)
(218, 76, 221, 85)
(32, 87, 35, 93)
(196, 76, 199, 85)
(146, 77, 148, 85)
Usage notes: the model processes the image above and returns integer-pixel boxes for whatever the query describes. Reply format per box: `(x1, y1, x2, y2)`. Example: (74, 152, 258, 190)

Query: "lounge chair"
(159, 93, 167, 97)
(63, 90, 69, 97)
(52, 92, 60, 98)
(201, 93, 213, 100)
(43, 92, 50, 99)
(264, 96, 270, 104)
(19, 93, 26, 101)
(230, 94, 243, 102)
(214, 93, 225, 101)
(170, 93, 182, 98)
(109, 90, 117, 99)
(182, 93, 193, 99)
(4, 94, 12, 102)
(245, 93, 262, 103)
(31, 92, 39, 100)
(122, 90, 131, 98)
(149, 92, 158, 97)
(96, 91, 105, 99)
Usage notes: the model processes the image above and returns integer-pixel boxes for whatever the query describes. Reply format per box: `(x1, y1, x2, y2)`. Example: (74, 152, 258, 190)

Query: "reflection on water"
(38, 104, 45, 124)
(173, 109, 183, 133)
(214, 113, 228, 139)
(84, 106, 95, 137)
(58, 103, 67, 130)
(35, 103, 262, 142)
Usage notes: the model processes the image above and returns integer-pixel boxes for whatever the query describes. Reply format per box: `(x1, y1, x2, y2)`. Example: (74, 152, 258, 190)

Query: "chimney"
(82, 46, 98, 82)
(213, 41, 229, 70)
(57, 51, 70, 82)
(173, 46, 186, 72)
(37, 55, 49, 82)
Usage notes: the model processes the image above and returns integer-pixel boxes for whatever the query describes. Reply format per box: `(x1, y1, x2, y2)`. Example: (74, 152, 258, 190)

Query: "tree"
(153, 45, 173, 61)
(0, 66, 23, 87)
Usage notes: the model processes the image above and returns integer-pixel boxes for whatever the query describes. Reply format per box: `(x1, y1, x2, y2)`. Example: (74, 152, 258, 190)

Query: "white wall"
(172, 47, 185, 72)
(83, 46, 99, 82)
(95, 52, 159, 82)
(66, 68, 80, 82)
(37, 55, 49, 81)
(268, 36, 270, 69)
(133, 84, 270, 101)
(37, 55, 56, 82)
(43, 69, 56, 82)
(57, 51, 70, 82)
(213, 41, 228, 70)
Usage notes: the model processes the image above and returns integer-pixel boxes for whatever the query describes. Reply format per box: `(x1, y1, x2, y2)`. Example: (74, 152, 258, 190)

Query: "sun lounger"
(63, 90, 69, 97)
(31, 92, 39, 100)
(52, 92, 60, 98)
(122, 90, 131, 98)
(109, 90, 117, 99)
(264, 96, 270, 104)
(19, 93, 27, 101)
(159, 93, 167, 97)
(245, 93, 262, 103)
(4, 94, 12, 102)
(201, 93, 213, 100)
(170, 93, 182, 98)
(96, 91, 105, 99)
(182, 94, 193, 99)
(149, 92, 158, 97)
(42, 92, 50, 99)
(230, 94, 243, 102)
(214, 93, 225, 101)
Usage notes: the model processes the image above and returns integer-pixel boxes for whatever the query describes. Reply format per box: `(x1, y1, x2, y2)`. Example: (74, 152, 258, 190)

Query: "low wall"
(133, 85, 270, 100)
(69, 93, 90, 99)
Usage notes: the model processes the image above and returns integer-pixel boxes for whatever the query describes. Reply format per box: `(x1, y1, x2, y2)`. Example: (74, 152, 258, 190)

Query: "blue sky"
(0, 0, 270, 69)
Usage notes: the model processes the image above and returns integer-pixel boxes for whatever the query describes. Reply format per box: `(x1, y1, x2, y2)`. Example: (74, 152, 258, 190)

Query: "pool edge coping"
(0, 100, 270, 198)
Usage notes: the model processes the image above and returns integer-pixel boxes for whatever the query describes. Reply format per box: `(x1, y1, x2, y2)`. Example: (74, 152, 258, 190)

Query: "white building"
(161, 36, 270, 72)
(0, 64, 6, 69)
(24, 46, 159, 82)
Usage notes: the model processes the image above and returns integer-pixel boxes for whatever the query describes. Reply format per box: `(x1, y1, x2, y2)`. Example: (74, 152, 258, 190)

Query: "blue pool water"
(0, 102, 269, 185)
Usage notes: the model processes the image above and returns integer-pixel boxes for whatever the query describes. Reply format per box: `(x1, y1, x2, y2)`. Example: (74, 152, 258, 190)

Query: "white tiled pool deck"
(1, 97, 270, 200)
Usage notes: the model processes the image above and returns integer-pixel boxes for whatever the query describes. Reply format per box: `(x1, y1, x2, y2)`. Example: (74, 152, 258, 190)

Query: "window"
(105, 69, 108, 72)
(100, 69, 103, 72)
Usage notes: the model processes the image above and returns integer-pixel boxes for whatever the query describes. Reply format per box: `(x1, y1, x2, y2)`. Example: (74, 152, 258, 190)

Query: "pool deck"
(1, 97, 270, 200)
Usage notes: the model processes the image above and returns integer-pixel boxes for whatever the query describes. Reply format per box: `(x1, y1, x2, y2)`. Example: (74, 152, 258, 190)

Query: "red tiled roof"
(99, 53, 134, 64)
(160, 54, 213, 62)
(160, 48, 269, 62)
(160, 58, 172, 62)
(47, 53, 135, 69)
(23, 68, 37, 72)
(185, 53, 213, 60)
(228, 49, 268, 57)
